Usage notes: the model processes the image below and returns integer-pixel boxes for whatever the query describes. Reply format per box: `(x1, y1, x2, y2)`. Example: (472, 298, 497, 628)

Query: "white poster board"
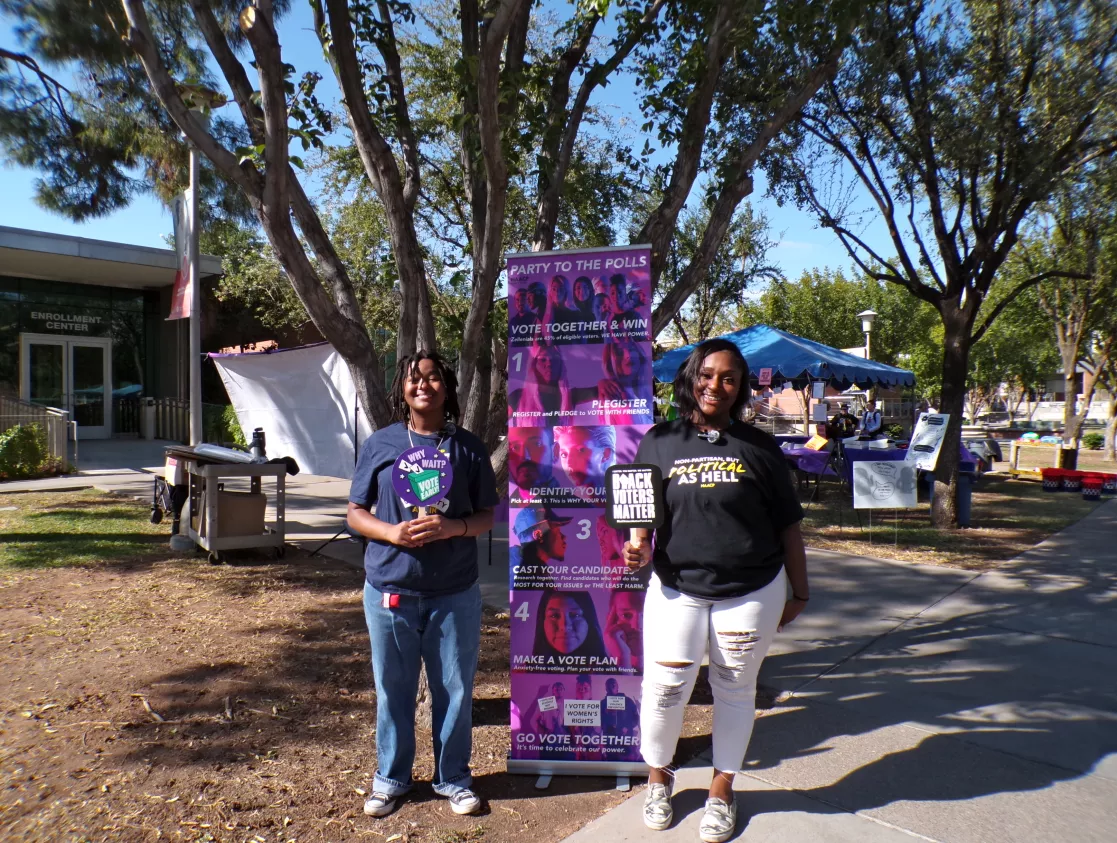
(906, 413, 950, 472)
(212, 343, 372, 479)
(853, 460, 918, 509)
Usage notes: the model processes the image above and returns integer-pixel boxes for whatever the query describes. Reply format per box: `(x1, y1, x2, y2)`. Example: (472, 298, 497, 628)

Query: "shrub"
(0, 423, 61, 481)
(885, 423, 905, 439)
(202, 404, 248, 448)
(1081, 432, 1104, 450)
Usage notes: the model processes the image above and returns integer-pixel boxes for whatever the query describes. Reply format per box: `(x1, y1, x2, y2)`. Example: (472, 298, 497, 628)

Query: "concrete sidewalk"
(564, 498, 1117, 843)
(1, 439, 512, 611)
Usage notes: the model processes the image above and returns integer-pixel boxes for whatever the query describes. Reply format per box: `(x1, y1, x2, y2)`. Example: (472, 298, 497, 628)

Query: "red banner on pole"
(167, 255, 192, 320)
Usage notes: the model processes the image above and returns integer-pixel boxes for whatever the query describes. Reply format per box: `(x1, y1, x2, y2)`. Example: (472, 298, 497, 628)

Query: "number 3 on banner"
(514, 602, 530, 622)
(511, 351, 523, 372)
(577, 519, 591, 539)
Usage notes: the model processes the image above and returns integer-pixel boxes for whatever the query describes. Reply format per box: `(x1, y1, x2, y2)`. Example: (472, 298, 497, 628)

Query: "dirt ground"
(0, 493, 717, 843)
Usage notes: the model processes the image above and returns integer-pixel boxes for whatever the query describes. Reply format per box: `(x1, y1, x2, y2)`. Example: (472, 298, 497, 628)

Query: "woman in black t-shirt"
(623, 338, 809, 843)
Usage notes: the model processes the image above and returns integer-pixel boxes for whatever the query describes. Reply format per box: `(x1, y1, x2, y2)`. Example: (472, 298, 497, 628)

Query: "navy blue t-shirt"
(348, 422, 499, 597)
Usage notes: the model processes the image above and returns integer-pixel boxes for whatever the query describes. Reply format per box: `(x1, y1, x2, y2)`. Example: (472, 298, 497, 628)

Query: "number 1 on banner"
(514, 602, 530, 622)
(511, 351, 523, 372)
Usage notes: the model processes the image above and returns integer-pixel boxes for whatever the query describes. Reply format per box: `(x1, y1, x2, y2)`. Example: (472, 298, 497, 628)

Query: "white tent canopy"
(211, 342, 372, 479)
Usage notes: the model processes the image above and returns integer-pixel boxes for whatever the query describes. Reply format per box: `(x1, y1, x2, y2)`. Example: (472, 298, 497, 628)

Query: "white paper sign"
(906, 413, 950, 471)
(852, 461, 918, 509)
(564, 700, 602, 727)
(758, 367, 773, 386)
(537, 695, 557, 712)
(812, 403, 828, 422)
(606, 695, 627, 711)
(812, 381, 826, 400)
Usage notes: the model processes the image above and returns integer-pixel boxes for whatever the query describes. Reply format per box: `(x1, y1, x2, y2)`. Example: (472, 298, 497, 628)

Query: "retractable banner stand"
(506, 245, 654, 780)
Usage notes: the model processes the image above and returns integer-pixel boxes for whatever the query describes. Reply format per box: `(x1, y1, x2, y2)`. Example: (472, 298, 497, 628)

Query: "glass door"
(26, 338, 66, 407)
(20, 334, 113, 439)
(70, 342, 111, 438)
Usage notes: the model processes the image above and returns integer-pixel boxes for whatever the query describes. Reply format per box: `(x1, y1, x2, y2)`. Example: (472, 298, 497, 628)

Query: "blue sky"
(0, 5, 879, 283)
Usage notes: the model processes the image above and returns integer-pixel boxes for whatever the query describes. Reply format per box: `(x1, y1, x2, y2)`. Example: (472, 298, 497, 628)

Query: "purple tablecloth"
(783, 444, 976, 484)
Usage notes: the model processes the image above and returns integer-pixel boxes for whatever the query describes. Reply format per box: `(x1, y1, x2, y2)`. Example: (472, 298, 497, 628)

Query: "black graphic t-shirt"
(634, 419, 804, 599)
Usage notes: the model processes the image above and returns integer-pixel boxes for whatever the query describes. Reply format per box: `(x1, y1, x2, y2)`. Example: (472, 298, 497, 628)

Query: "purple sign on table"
(391, 445, 453, 508)
(507, 244, 652, 776)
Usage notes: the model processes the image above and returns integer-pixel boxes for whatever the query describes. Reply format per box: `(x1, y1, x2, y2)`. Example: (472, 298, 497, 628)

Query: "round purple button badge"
(392, 446, 454, 508)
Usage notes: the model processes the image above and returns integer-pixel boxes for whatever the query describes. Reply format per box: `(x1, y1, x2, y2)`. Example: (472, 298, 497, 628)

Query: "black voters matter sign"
(604, 464, 664, 529)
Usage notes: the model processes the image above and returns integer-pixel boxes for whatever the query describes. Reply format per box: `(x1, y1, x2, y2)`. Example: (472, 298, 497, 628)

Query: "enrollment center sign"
(506, 245, 653, 775)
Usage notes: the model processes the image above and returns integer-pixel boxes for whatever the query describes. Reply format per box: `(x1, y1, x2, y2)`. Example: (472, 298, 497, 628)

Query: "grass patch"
(800, 474, 1105, 570)
(0, 489, 172, 569)
(1072, 450, 1117, 473)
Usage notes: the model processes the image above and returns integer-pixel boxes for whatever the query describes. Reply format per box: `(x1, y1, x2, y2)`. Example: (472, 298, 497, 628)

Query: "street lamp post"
(858, 309, 878, 360)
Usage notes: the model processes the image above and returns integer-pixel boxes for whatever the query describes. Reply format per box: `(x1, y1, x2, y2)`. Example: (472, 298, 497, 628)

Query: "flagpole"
(188, 142, 202, 445)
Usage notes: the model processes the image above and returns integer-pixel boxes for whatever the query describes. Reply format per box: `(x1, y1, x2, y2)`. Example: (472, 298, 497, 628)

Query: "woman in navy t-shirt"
(347, 350, 498, 819)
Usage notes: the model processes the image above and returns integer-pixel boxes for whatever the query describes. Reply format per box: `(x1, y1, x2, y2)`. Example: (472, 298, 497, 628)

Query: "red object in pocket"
(381, 592, 401, 609)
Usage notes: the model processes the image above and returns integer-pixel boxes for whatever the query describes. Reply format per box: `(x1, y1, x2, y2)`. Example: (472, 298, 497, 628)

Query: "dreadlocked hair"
(389, 350, 461, 424)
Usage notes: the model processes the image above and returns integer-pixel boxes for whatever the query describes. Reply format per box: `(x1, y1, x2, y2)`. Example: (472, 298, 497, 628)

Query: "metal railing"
(153, 397, 189, 443)
(0, 396, 71, 461)
(114, 397, 141, 436)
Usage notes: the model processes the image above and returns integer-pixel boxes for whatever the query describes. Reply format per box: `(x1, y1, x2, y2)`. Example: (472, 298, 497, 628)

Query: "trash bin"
(956, 472, 974, 527)
(141, 397, 157, 440)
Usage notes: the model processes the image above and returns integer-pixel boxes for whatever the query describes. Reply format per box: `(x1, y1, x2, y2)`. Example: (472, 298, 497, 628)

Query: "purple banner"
(507, 245, 652, 773)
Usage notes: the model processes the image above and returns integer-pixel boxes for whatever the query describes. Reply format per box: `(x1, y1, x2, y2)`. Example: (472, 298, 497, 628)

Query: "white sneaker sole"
(643, 803, 673, 831)
(450, 798, 481, 815)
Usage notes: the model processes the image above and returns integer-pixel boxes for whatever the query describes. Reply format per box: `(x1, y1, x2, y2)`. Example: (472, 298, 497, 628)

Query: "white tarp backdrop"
(211, 343, 372, 479)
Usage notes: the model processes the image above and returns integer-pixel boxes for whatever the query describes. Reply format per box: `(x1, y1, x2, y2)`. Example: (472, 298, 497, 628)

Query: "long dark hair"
(533, 589, 607, 661)
(672, 338, 751, 423)
(389, 349, 460, 423)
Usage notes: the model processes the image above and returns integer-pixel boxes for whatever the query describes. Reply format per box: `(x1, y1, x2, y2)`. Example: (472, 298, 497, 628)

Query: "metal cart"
(183, 460, 286, 564)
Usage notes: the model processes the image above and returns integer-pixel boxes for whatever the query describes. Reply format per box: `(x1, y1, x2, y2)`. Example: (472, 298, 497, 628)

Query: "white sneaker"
(699, 796, 737, 843)
(643, 781, 673, 830)
(363, 791, 400, 817)
(448, 788, 482, 815)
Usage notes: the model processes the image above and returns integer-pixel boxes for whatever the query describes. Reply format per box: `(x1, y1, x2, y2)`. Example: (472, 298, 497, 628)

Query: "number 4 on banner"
(514, 602, 530, 622)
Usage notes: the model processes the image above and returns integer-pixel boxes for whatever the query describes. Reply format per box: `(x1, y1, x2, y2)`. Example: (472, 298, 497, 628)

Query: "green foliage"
(202, 404, 247, 448)
(1082, 433, 1104, 451)
(0, 0, 255, 225)
(0, 423, 60, 480)
(739, 268, 941, 393)
(664, 202, 779, 344)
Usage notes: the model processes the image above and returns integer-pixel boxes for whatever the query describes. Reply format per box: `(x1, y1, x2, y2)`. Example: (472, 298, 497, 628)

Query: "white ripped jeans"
(639, 568, 787, 773)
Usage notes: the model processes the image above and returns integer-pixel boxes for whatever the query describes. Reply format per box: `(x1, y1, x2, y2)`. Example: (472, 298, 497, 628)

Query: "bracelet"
(459, 518, 469, 537)
(792, 594, 809, 602)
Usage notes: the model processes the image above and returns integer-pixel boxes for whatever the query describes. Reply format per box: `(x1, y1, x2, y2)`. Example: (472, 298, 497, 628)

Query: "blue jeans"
(362, 581, 482, 797)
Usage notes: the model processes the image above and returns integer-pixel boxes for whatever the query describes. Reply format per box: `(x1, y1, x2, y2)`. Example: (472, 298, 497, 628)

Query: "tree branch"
(532, 0, 667, 251)
(187, 0, 261, 143)
(374, 0, 422, 212)
(973, 269, 1090, 343)
(120, 0, 261, 200)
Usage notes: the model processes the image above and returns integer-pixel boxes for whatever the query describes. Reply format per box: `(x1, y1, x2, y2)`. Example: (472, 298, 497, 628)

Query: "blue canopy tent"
(652, 325, 915, 389)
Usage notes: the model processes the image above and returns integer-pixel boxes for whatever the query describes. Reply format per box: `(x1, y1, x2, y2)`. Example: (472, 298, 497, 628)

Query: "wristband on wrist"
(459, 517, 469, 537)
(792, 594, 809, 602)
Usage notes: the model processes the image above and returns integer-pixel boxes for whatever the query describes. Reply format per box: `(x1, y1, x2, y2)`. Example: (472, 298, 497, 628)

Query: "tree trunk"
(1060, 344, 1081, 444)
(462, 321, 493, 437)
(931, 310, 973, 528)
(1105, 398, 1116, 462)
(484, 337, 508, 455)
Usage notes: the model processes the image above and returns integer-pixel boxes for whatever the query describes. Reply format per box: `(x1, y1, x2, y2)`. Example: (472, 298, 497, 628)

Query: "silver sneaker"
(448, 788, 482, 815)
(699, 796, 737, 843)
(643, 781, 673, 830)
(363, 791, 400, 817)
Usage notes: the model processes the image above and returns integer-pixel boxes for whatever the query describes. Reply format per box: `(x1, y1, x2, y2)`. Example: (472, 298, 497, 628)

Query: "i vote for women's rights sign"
(506, 244, 653, 779)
